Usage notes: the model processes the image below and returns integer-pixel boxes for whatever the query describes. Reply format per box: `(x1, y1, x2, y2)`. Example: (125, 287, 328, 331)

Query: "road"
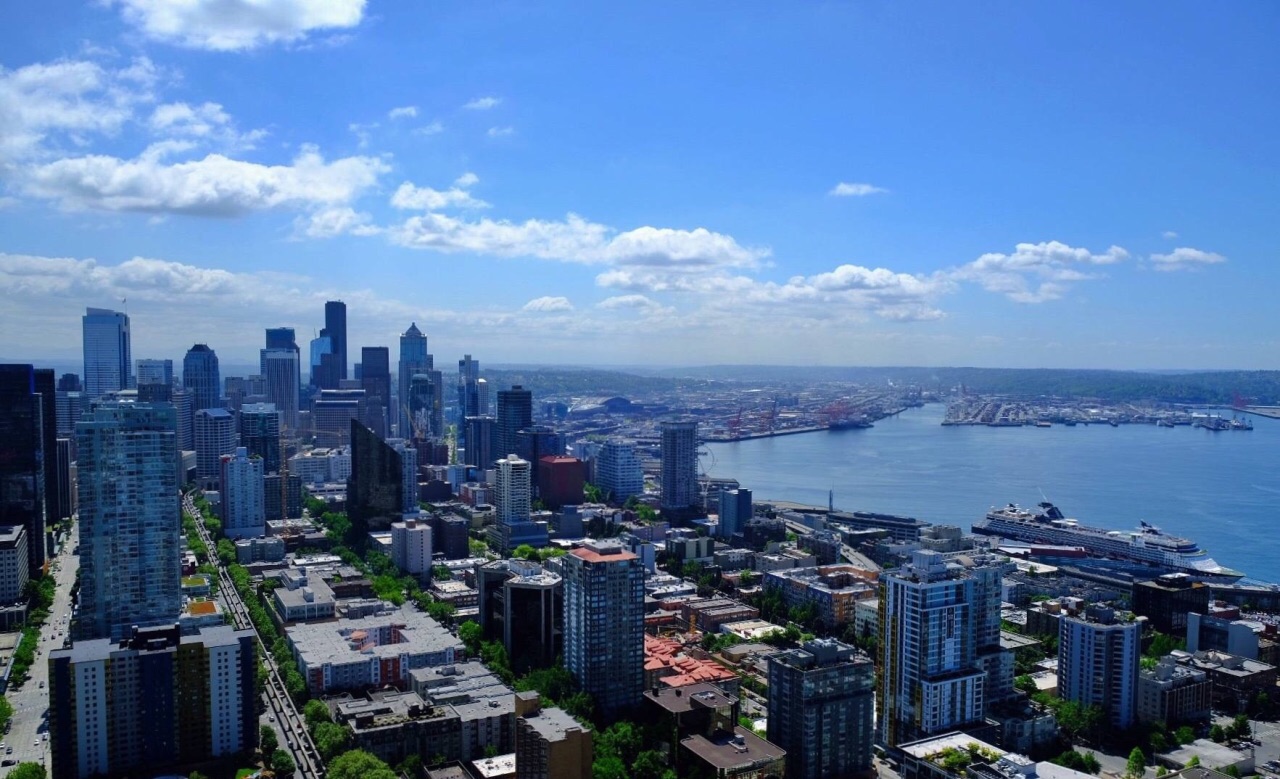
(4, 523, 79, 772)
(184, 492, 324, 778)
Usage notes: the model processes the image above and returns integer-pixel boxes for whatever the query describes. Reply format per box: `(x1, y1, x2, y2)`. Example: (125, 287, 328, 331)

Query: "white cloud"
(149, 101, 265, 149)
(487, 126, 514, 138)
(296, 206, 380, 239)
(829, 181, 888, 197)
(464, 96, 501, 111)
(109, 0, 367, 51)
(21, 145, 389, 216)
(1149, 247, 1226, 272)
(1162, 230, 1179, 239)
(597, 294, 661, 310)
(347, 121, 378, 149)
(387, 106, 418, 120)
(954, 240, 1129, 303)
(413, 120, 444, 136)
(390, 181, 490, 211)
(454, 172, 479, 188)
(522, 296, 574, 313)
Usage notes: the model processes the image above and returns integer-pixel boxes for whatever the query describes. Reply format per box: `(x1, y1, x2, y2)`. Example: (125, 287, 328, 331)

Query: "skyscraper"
(182, 344, 221, 413)
(136, 359, 174, 396)
(458, 354, 481, 419)
(238, 403, 281, 473)
(309, 333, 335, 389)
(360, 346, 391, 437)
(594, 439, 643, 503)
(325, 301, 348, 381)
(193, 408, 236, 483)
(262, 348, 300, 430)
(0, 364, 47, 576)
(35, 368, 57, 564)
(496, 385, 533, 459)
(768, 639, 875, 779)
(76, 401, 180, 640)
(347, 419, 405, 531)
(563, 539, 644, 721)
(659, 421, 698, 513)
(1059, 605, 1142, 729)
(407, 373, 443, 440)
(496, 455, 533, 525)
(220, 447, 265, 539)
(397, 322, 430, 437)
(464, 415, 495, 470)
(82, 307, 132, 398)
(171, 389, 193, 452)
(718, 488, 753, 540)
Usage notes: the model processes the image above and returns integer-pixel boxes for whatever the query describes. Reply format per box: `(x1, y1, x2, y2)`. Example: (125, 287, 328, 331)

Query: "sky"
(2, 1, 1278, 371)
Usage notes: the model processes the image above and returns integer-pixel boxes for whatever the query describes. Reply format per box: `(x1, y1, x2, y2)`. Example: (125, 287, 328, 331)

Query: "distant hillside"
(483, 368, 706, 398)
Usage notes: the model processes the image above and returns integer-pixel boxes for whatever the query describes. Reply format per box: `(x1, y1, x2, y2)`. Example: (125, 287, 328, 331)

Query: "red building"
(538, 455, 585, 508)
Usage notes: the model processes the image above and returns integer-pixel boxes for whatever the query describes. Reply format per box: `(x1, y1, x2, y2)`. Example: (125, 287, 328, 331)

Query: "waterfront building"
(325, 300, 348, 382)
(76, 401, 181, 640)
(238, 402, 281, 473)
(0, 364, 49, 575)
(660, 421, 698, 513)
(391, 517, 433, 576)
(514, 692, 592, 779)
(262, 348, 300, 429)
(768, 638, 875, 779)
(593, 439, 643, 503)
(181, 343, 221, 416)
(193, 407, 236, 483)
(562, 539, 644, 720)
(219, 447, 265, 539)
(718, 488, 752, 540)
(82, 307, 132, 398)
(397, 322, 431, 437)
(476, 559, 563, 672)
(828, 509, 928, 543)
(360, 346, 391, 438)
(496, 385, 533, 459)
(1058, 605, 1142, 729)
(1133, 574, 1211, 636)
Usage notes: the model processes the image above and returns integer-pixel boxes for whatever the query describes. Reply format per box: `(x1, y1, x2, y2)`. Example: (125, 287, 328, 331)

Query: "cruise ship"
(973, 502, 1244, 582)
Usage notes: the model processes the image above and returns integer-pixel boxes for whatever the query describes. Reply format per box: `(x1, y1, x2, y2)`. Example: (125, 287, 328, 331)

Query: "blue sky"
(2, 2, 1277, 370)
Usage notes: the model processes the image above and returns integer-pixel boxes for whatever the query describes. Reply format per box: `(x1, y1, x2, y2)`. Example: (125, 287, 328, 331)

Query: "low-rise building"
(273, 573, 337, 623)
(644, 634, 740, 693)
(666, 529, 715, 566)
(234, 535, 286, 564)
(1133, 574, 1210, 636)
(1137, 656, 1212, 725)
(763, 564, 877, 629)
(682, 597, 759, 634)
(335, 690, 463, 766)
(514, 692, 592, 779)
(1169, 649, 1277, 712)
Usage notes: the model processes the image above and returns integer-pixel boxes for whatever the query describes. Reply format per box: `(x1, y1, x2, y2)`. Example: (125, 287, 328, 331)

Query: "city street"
(4, 524, 79, 772)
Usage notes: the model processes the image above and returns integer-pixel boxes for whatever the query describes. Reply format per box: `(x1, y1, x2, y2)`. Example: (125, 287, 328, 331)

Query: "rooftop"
(681, 726, 785, 771)
(470, 753, 517, 779)
(286, 606, 463, 668)
(645, 681, 736, 714)
(519, 699, 589, 742)
(571, 539, 637, 564)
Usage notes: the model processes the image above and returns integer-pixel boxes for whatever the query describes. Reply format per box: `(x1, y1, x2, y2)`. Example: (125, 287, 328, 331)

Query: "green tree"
(1149, 732, 1168, 753)
(1230, 713, 1251, 740)
(271, 749, 296, 776)
(632, 750, 669, 779)
(432, 564, 453, 580)
(583, 482, 603, 503)
(303, 698, 332, 726)
(314, 721, 352, 762)
(592, 754, 629, 779)
(425, 599, 456, 624)
(328, 750, 398, 779)
(260, 724, 278, 755)
(1209, 724, 1226, 742)
(0, 695, 13, 732)
(285, 666, 307, 701)
(1174, 725, 1195, 746)
(1126, 746, 1146, 779)
(397, 755, 423, 776)
(189, 772, 208, 779)
(1187, 756, 1200, 767)
(216, 538, 236, 565)
(513, 544, 537, 560)
(7, 764, 47, 779)
(458, 620, 482, 654)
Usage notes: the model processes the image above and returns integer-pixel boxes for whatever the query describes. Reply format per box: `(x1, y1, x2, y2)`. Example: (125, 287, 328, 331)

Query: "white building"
(219, 447, 265, 539)
(1059, 605, 1142, 729)
(288, 446, 352, 484)
(495, 454, 532, 525)
(392, 517, 434, 576)
(593, 439, 643, 503)
(193, 408, 236, 483)
(0, 525, 30, 604)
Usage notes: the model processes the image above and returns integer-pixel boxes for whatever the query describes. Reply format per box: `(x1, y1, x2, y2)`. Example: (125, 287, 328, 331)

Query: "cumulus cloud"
(464, 96, 501, 111)
(390, 181, 490, 211)
(487, 126, 514, 138)
(296, 206, 380, 239)
(149, 101, 265, 149)
(597, 294, 662, 310)
(454, 172, 478, 188)
(387, 106, 417, 120)
(21, 145, 389, 216)
(108, 0, 368, 51)
(829, 182, 888, 197)
(954, 240, 1129, 303)
(1149, 247, 1226, 272)
(522, 296, 574, 313)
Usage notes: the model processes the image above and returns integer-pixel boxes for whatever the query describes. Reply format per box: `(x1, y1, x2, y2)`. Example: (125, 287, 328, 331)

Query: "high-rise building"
(464, 416, 495, 470)
(397, 322, 430, 437)
(55, 390, 84, 437)
(76, 401, 180, 640)
(0, 525, 30, 605)
(1132, 574, 1211, 636)
(477, 559, 563, 672)
(407, 372, 444, 440)
(391, 517, 433, 576)
(360, 346, 391, 437)
(313, 388, 366, 445)
(262, 348, 300, 430)
(594, 439, 643, 503)
(878, 550, 990, 746)
(264, 473, 303, 522)
(220, 447, 265, 539)
(515, 426, 563, 486)
(718, 488, 752, 539)
(82, 307, 132, 398)
(57, 373, 81, 392)
(182, 344, 221, 416)
(562, 539, 644, 721)
(391, 438, 420, 513)
(0, 365, 47, 576)
(496, 455, 532, 525)
(193, 408, 236, 483)
(1059, 605, 1142, 729)
(347, 420, 405, 531)
(171, 389, 193, 452)
(238, 403, 281, 474)
(659, 421, 698, 513)
(496, 385, 533, 459)
(55, 438, 75, 522)
(49, 624, 257, 779)
(325, 301, 348, 381)
(768, 638, 875, 779)
(537, 456, 585, 510)
(136, 359, 174, 399)
(262, 327, 299, 377)
(35, 368, 57, 555)
(476, 377, 490, 415)
(458, 354, 481, 420)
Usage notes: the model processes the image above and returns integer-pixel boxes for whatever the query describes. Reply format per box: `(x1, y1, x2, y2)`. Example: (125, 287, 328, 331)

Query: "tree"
(738, 569, 756, 587)
(328, 750, 398, 779)
(314, 721, 352, 762)
(632, 750, 670, 779)
(1187, 756, 1200, 767)
(7, 765, 47, 779)
(1230, 713, 1251, 740)
(271, 749, 296, 776)
(284, 666, 307, 701)
(1174, 725, 1195, 746)
(592, 754, 629, 779)
(1149, 732, 1168, 753)
(397, 755, 423, 776)
(432, 564, 452, 580)
(1126, 746, 1146, 779)
(303, 698, 332, 726)
(260, 724, 278, 755)
(513, 544, 537, 560)
(189, 772, 208, 779)
(0, 695, 12, 732)
(216, 538, 236, 565)
(458, 620, 483, 654)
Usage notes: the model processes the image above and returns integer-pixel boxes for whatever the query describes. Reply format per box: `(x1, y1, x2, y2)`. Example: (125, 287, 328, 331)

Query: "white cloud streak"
(109, 0, 368, 51)
(829, 181, 888, 197)
(487, 126, 514, 138)
(522, 296, 574, 312)
(1149, 247, 1226, 272)
(390, 181, 489, 211)
(464, 96, 501, 111)
(387, 106, 417, 120)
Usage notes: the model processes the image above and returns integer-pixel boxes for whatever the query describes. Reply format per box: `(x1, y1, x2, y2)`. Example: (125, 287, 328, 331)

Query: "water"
(706, 404, 1280, 582)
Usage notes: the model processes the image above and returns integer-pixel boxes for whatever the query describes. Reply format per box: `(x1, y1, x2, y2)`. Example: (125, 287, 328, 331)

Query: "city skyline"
(3, 3, 1278, 369)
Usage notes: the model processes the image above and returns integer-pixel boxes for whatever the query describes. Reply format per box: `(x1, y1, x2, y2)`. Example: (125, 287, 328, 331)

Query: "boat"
(1035, 421, 1052, 428)
(1063, 419, 1077, 427)
(1194, 415, 1231, 431)
(828, 418, 873, 431)
(1231, 417, 1253, 431)
(973, 502, 1244, 582)
(1157, 419, 1175, 428)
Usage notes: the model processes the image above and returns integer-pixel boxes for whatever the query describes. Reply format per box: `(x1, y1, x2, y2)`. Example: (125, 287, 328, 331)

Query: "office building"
(136, 359, 174, 401)
(56, 390, 84, 438)
(310, 333, 339, 390)
(313, 388, 366, 445)
(76, 401, 181, 641)
(263, 326, 300, 377)
(348, 420, 407, 530)
(515, 426, 563, 490)
(238, 403, 281, 473)
(391, 517, 433, 577)
(58, 373, 81, 392)
(288, 446, 351, 484)
(458, 354, 481, 421)
(220, 448, 265, 539)
(182, 344, 221, 415)
(408, 372, 444, 440)
(594, 439, 643, 503)
(35, 368, 57, 555)
(55, 438, 75, 521)
(496, 455, 532, 525)
(1058, 605, 1142, 729)
(1133, 574, 1211, 636)
(0, 525, 30, 604)
(718, 488, 752, 540)
(768, 638, 875, 779)
(477, 559, 563, 672)
(82, 307, 132, 397)
(360, 346, 391, 437)
(537, 456, 584, 509)
(193, 407, 236, 483)
(171, 389, 193, 452)
(496, 386, 533, 459)
(49, 624, 257, 779)
(262, 348, 300, 429)
(263, 472, 303, 522)
(397, 322, 431, 437)
(879, 550, 990, 746)
(325, 300, 348, 381)
(563, 539, 644, 720)
(464, 416, 495, 470)
(660, 421, 698, 513)
(0, 365, 47, 576)
(514, 692, 592, 779)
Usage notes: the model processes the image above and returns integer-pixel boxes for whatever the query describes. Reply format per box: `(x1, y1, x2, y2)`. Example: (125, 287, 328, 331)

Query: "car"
(2, 759, 15, 767)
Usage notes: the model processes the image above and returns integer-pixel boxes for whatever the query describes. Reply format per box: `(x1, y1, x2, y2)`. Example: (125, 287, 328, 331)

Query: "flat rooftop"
(645, 682, 736, 714)
(682, 726, 785, 770)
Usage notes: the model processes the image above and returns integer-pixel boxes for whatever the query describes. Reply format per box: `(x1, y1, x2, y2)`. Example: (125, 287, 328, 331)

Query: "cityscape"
(4, 4, 1280, 779)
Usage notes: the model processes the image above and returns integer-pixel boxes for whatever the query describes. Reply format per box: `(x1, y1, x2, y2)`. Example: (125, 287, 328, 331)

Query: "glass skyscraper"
(182, 343, 221, 413)
(397, 322, 430, 437)
(0, 364, 47, 576)
(82, 307, 132, 398)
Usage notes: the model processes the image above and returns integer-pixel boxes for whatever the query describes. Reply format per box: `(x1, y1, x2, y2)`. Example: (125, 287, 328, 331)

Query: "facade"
(348, 420, 406, 530)
(289, 446, 352, 484)
(263, 472, 303, 522)
(495, 385, 533, 459)
(391, 438, 420, 512)
(1058, 605, 1142, 729)
(82, 307, 132, 398)
(1133, 574, 1210, 636)
(764, 565, 877, 630)
(514, 692, 592, 779)
(325, 300, 348, 381)
(594, 439, 644, 503)
(408, 372, 445, 440)
(515, 426, 563, 475)
(768, 638, 875, 779)
(457, 354, 482, 422)
(263, 327, 301, 396)
(181, 343, 221, 415)
(397, 322, 431, 438)
(171, 389, 194, 451)
(1170, 649, 1277, 713)
(219, 447, 266, 539)
(193, 407, 236, 482)
(49, 624, 257, 779)
(76, 401, 181, 640)
(0, 525, 30, 604)
(54, 437, 75, 522)
(477, 559, 563, 672)
(1137, 656, 1212, 725)
(391, 517, 433, 576)
(496, 455, 533, 525)
(238, 403, 281, 473)
(718, 488, 753, 539)
(262, 348, 300, 429)
(660, 421, 698, 512)
(0, 364, 48, 575)
(463, 415, 495, 470)
(310, 333, 338, 390)
(313, 388, 366, 444)
(360, 346, 391, 437)
(537, 456, 585, 509)
(562, 539, 644, 720)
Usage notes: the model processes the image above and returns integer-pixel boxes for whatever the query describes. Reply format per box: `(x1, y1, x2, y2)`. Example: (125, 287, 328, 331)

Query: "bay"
(706, 403, 1280, 583)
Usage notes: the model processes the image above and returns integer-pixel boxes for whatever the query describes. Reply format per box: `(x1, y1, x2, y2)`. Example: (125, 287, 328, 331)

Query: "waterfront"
(707, 403, 1280, 582)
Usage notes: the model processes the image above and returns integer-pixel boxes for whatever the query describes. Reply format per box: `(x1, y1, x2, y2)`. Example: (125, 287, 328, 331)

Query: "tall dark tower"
(324, 301, 348, 381)
(35, 369, 57, 542)
(0, 364, 49, 576)
(360, 346, 391, 438)
(496, 385, 533, 460)
(182, 344, 221, 412)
